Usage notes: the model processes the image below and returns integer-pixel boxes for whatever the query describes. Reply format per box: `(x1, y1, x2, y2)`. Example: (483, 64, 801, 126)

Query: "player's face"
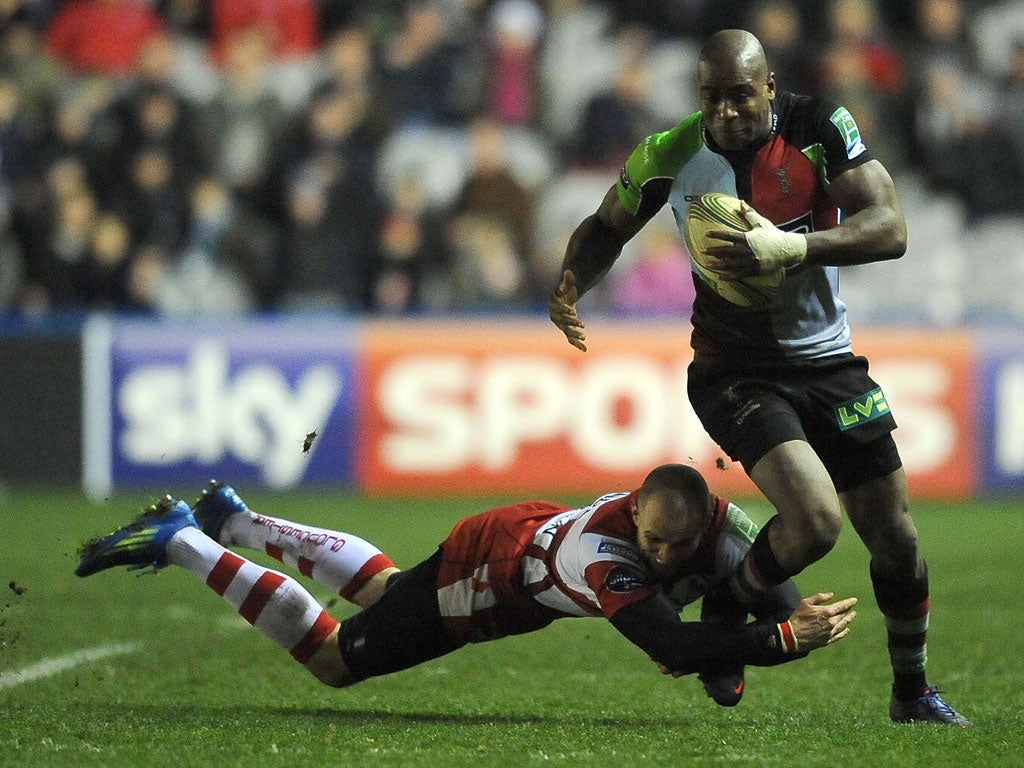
(632, 494, 707, 580)
(698, 58, 775, 152)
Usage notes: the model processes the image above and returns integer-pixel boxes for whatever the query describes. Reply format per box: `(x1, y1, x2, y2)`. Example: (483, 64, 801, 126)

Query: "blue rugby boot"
(76, 496, 197, 577)
(889, 686, 972, 726)
(193, 480, 249, 545)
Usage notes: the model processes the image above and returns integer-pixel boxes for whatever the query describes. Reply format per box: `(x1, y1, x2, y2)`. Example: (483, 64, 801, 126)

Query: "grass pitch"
(1, 488, 1022, 767)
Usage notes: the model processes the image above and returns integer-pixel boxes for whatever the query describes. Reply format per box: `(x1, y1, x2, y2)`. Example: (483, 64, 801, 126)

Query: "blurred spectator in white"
(201, 25, 287, 204)
(970, 0, 1024, 82)
(178, 176, 277, 307)
(44, 0, 166, 78)
(537, 0, 621, 148)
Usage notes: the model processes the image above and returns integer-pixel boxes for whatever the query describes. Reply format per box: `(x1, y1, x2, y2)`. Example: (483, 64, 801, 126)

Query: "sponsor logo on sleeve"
(606, 564, 649, 593)
(598, 540, 643, 565)
(829, 107, 867, 159)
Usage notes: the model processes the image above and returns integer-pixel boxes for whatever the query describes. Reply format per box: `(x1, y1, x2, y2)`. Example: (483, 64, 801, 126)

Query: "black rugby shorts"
(686, 354, 902, 492)
(337, 549, 463, 681)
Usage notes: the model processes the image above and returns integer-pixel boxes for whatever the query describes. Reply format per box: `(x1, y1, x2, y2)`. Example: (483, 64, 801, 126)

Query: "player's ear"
(766, 72, 776, 99)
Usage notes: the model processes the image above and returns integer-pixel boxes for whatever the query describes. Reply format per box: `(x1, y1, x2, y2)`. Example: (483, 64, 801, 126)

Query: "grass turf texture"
(1, 488, 1021, 767)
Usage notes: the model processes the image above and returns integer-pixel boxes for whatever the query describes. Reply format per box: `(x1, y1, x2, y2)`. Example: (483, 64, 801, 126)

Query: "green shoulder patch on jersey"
(801, 143, 828, 186)
(616, 112, 704, 216)
(722, 504, 759, 546)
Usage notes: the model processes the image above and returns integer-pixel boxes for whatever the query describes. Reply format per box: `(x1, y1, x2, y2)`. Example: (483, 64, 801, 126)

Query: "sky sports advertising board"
(81, 316, 1019, 499)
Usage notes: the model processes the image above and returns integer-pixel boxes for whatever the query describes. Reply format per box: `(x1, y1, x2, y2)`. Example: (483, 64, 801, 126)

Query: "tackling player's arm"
(549, 186, 654, 351)
(608, 590, 857, 675)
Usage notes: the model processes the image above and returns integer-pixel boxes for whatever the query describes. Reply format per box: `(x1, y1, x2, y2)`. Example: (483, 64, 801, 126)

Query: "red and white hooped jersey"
(435, 490, 757, 643)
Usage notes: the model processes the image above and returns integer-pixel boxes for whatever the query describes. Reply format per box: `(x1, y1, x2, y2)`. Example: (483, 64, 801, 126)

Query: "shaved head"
(698, 29, 768, 79)
(696, 29, 775, 151)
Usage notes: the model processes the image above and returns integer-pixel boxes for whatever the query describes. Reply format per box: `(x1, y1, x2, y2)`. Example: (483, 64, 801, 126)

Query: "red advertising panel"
(853, 330, 976, 497)
(358, 320, 975, 499)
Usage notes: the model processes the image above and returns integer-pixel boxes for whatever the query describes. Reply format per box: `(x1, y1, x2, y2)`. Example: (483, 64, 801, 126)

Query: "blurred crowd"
(0, 0, 1023, 320)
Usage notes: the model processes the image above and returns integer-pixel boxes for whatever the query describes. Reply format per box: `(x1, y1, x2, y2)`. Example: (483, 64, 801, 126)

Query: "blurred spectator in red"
(208, 0, 318, 64)
(44, 0, 166, 77)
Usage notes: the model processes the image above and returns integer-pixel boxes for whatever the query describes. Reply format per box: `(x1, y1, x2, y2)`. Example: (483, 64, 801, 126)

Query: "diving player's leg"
(193, 480, 400, 607)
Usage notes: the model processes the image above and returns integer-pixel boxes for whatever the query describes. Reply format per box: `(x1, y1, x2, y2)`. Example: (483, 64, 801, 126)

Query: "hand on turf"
(704, 203, 807, 278)
(549, 269, 587, 352)
(787, 592, 858, 651)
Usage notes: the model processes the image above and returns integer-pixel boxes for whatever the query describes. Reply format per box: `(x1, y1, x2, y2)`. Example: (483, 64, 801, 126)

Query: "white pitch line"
(0, 641, 140, 691)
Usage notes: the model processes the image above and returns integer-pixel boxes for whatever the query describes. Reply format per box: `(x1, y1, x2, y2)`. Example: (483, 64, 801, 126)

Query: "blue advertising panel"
(83, 316, 360, 496)
(977, 333, 1024, 494)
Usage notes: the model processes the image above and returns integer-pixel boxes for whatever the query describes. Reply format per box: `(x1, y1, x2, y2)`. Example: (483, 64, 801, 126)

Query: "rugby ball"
(683, 193, 784, 309)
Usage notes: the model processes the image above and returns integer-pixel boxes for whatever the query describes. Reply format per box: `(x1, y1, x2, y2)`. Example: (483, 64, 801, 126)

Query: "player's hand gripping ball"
(683, 193, 785, 309)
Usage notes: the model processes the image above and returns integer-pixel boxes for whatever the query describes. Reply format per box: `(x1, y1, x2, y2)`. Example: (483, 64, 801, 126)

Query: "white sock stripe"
(252, 579, 328, 650)
(885, 614, 930, 635)
(220, 560, 281, 611)
(167, 526, 228, 579)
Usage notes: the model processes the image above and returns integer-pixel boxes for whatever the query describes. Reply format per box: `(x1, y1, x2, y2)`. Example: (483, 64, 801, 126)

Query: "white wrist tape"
(743, 208, 807, 271)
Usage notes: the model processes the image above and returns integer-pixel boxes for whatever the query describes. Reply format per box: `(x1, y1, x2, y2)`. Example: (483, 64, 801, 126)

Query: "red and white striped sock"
(221, 509, 395, 603)
(167, 527, 338, 663)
